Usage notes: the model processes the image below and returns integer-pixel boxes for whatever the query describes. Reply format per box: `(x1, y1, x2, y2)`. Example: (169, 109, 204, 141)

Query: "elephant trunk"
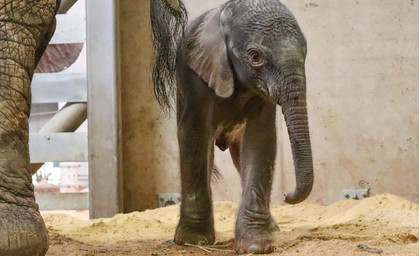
(279, 75, 314, 204)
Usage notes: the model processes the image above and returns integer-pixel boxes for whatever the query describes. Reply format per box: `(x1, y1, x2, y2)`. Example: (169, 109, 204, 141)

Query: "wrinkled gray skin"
(0, 0, 59, 255)
(151, 0, 314, 254)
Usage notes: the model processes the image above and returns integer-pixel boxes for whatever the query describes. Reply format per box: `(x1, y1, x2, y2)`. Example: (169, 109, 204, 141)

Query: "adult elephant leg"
(235, 103, 277, 254)
(0, 1, 59, 255)
(174, 100, 215, 245)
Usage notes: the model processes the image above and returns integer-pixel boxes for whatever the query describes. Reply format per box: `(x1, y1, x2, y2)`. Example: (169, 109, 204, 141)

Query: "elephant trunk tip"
(283, 182, 313, 204)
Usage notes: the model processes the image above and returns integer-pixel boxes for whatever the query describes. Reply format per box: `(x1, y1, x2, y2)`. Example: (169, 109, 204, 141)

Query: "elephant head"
(187, 0, 313, 204)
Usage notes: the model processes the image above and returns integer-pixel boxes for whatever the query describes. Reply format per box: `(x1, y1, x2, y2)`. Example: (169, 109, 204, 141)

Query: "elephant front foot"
(174, 215, 215, 246)
(235, 231, 274, 254)
(235, 210, 275, 254)
(235, 229, 274, 254)
(0, 204, 49, 256)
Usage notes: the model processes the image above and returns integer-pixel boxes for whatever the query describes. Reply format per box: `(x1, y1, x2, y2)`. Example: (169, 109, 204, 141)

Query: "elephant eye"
(247, 50, 264, 67)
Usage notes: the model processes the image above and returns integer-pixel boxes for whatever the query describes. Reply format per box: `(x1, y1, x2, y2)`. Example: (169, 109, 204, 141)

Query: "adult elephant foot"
(0, 0, 59, 254)
(0, 204, 48, 256)
(235, 209, 275, 254)
(174, 216, 215, 245)
(0, 102, 49, 256)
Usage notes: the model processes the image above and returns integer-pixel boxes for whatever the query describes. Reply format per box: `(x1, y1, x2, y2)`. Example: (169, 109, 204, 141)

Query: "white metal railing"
(50, 14, 86, 44)
(31, 73, 87, 104)
(29, 0, 122, 217)
(29, 13, 87, 164)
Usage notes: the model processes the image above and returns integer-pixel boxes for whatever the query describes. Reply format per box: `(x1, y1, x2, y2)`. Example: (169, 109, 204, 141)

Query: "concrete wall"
(119, 0, 419, 211)
(277, 0, 419, 205)
(120, 0, 180, 212)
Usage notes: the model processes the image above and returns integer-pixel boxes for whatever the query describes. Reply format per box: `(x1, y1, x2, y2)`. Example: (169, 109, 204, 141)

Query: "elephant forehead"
(229, 29, 305, 58)
(239, 15, 302, 39)
(225, 0, 303, 39)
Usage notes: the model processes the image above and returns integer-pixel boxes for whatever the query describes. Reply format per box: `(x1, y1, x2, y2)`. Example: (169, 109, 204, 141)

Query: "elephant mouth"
(252, 77, 269, 96)
(256, 84, 269, 96)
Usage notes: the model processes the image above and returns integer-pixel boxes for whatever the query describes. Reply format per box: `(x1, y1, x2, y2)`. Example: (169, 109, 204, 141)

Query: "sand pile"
(43, 194, 419, 255)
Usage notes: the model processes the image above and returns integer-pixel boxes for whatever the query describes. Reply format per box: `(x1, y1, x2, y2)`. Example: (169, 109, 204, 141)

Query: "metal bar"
(86, 0, 123, 218)
(37, 103, 87, 134)
(36, 192, 89, 211)
(50, 14, 86, 44)
(31, 73, 87, 103)
(58, 0, 78, 14)
(29, 133, 88, 163)
(30, 102, 88, 173)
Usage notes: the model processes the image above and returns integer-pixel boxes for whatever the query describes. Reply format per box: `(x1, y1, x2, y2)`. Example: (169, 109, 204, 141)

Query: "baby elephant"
(150, 0, 314, 254)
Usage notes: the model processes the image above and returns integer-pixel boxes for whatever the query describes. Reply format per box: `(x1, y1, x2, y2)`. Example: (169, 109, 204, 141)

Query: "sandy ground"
(42, 194, 419, 255)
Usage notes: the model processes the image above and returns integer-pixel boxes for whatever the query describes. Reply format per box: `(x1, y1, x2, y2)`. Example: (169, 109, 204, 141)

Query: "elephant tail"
(150, 0, 188, 113)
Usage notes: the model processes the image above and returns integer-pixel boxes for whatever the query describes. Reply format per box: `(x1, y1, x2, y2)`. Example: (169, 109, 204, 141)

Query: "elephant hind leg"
(174, 108, 215, 246)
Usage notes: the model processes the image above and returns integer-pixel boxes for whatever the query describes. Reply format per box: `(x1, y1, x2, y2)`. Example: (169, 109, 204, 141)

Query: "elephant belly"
(214, 122, 245, 151)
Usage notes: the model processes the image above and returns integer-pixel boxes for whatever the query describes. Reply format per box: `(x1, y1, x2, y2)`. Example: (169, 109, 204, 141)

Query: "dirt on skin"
(42, 193, 419, 256)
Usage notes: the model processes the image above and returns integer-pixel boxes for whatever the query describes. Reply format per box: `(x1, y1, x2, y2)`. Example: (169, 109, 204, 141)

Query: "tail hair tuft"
(150, 0, 188, 114)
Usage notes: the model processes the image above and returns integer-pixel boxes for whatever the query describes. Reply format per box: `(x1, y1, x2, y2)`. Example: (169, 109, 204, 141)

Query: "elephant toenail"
(248, 244, 261, 253)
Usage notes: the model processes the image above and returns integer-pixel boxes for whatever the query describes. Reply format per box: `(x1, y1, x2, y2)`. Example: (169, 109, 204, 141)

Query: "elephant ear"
(187, 8, 234, 98)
